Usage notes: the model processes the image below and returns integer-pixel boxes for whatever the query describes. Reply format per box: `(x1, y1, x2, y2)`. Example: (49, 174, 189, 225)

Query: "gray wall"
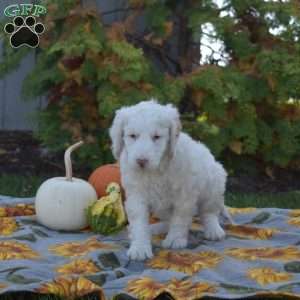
(0, 0, 129, 130)
(0, 0, 43, 130)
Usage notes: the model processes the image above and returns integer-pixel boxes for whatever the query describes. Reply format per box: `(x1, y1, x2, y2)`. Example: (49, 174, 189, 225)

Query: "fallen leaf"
(0, 149, 7, 155)
(229, 141, 243, 155)
(265, 166, 275, 179)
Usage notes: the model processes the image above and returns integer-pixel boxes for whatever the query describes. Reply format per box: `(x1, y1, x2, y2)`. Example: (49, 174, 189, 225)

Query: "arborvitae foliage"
(0, 0, 299, 170)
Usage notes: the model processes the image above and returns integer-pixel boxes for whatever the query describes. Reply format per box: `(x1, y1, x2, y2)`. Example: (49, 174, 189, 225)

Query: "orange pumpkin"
(88, 164, 123, 198)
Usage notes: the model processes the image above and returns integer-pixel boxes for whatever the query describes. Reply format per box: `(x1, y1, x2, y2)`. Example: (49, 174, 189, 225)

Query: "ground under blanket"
(0, 195, 300, 300)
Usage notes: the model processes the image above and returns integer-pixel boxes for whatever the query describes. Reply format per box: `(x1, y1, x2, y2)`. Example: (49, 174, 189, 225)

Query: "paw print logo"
(4, 16, 45, 48)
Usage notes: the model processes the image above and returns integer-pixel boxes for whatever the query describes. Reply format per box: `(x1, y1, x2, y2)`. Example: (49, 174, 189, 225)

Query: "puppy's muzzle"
(136, 158, 149, 169)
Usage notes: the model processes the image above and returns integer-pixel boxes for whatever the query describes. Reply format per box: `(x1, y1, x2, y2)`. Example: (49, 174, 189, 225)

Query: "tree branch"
(126, 33, 183, 75)
(100, 7, 141, 17)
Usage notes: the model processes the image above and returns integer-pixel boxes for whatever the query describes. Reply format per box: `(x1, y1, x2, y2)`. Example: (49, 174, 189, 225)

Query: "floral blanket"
(1, 195, 300, 300)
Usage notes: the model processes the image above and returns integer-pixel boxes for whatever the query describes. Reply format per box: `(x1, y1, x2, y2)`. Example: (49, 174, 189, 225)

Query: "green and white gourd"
(86, 182, 127, 235)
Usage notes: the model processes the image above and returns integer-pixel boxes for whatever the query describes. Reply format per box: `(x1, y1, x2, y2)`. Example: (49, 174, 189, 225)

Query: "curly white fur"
(109, 100, 229, 261)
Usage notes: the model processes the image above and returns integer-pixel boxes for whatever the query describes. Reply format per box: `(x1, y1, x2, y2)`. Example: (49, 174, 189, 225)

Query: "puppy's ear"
(167, 104, 182, 158)
(109, 107, 129, 159)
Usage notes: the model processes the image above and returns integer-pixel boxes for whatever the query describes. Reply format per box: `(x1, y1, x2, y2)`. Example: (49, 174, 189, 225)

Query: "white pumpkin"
(35, 141, 97, 231)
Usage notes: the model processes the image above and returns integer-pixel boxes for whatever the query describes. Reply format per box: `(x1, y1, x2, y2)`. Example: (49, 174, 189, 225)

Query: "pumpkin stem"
(64, 141, 84, 181)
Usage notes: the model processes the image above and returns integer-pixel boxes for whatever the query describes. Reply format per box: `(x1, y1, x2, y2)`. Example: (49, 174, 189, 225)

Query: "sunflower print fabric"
(1, 195, 300, 299)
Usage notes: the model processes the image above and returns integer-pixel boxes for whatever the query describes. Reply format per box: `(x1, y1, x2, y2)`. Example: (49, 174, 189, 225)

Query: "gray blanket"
(0, 195, 300, 299)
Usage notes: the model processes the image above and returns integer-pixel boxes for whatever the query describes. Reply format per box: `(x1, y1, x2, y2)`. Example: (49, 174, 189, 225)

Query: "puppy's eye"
(152, 135, 161, 141)
(129, 134, 137, 139)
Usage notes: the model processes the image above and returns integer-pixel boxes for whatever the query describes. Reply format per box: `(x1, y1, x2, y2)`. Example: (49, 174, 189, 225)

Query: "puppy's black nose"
(136, 158, 148, 168)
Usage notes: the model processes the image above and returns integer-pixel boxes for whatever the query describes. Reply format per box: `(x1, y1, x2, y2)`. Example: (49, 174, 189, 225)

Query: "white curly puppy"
(109, 100, 229, 261)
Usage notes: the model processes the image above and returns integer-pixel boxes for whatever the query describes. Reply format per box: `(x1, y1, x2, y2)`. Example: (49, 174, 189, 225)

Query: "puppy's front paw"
(162, 235, 187, 249)
(204, 223, 225, 241)
(127, 242, 153, 261)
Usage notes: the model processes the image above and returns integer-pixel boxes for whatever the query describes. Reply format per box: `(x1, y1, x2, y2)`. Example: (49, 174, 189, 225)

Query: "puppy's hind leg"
(220, 205, 235, 225)
(200, 197, 226, 241)
(201, 212, 225, 241)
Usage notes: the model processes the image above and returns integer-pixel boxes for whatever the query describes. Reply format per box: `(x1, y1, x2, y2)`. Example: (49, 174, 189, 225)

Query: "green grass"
(227, 191, 300, 209)
(0, 175, 44, 198)
(0, 175, 299, 300)
(1, 175, 299, 209)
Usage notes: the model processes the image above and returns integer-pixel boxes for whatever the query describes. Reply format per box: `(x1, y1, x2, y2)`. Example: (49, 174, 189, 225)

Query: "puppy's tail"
(220, 205, 235, 225)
